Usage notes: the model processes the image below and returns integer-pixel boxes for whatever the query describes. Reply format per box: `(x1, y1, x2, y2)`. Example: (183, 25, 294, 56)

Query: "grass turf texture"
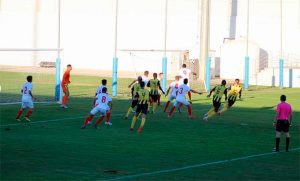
(0, 71, 299, 181)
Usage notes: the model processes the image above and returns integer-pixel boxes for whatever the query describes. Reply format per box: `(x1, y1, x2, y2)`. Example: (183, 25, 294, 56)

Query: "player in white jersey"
(93, 79, 108, 106)
(163, 76, 181, 112)
(81, 87, 112, 129)
(178, 64, 197, 101)
(16, 75, 35, 122)
(128, 71, 149, 88)
(168, 78, 202, 118)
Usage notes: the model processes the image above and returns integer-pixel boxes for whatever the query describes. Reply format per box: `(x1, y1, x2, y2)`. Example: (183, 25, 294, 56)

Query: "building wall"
(0, 0, 299, 80)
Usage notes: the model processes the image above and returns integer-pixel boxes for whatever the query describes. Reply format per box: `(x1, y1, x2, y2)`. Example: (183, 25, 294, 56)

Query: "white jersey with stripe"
(22, 82, 33, 102)
(176, 84, 190, 99)
(169, 81, 180, 97)
(95, 93, 112, 110)
(179, 68, 191, 79)
(96, 85, 108, 95)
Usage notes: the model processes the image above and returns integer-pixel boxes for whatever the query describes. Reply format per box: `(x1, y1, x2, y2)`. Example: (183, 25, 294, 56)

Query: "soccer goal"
(0, 48, 63, 105)
(116, 49, 203, 96)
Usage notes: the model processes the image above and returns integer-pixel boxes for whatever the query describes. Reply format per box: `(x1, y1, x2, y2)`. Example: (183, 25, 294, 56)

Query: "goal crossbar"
(0, 48, 63, 52)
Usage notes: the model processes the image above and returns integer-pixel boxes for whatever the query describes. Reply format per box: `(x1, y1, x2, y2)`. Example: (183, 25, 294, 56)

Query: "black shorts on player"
(136, 104, 148, 115)
(213, 100, 221, 112)
(150, 94, 158, 102)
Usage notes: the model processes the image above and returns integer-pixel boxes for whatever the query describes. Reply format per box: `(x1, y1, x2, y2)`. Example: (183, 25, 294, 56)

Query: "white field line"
(0, 101, 57, 106)
(0, 113, 125, 127)
(101, 147, 300, 181)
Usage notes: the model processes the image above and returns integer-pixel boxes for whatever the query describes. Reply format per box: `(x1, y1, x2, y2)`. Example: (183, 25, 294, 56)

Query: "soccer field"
(0, 72, 299, 181)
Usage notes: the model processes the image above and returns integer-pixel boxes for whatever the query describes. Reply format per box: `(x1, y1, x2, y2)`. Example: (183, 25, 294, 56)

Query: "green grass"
(0, 71, 300, 181)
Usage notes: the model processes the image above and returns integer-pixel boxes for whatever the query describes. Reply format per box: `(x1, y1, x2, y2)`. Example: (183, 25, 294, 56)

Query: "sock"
(95, 116, 104, 126)
(140, 117, 146, 128)
(188, 91, 192, 101)
(220, 105, 229, 114)
(179, 103, 183, 108)
(286, 137, 290, 152)
(187, 105, 192, 116)
(208, 108, 216, 118)
(168, 106, 176, 116)
(136, 112, 141, 119)
(276, 138, 280, 151)
(158, 95, 161, 105)
(62, 95, 68, 106)
(126, 107, 132, 117)
(84, 115, 93, 125)
(16, 109, 23, 119)
(153, 102, 157, 112)
(106, 112, 111, 122)
(25, 109, 33, 118)
(164, 101, 170, 112)
(130, 116, 137, 129)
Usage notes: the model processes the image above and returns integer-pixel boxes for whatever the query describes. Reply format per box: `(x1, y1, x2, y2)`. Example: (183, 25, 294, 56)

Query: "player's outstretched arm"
(190, 89, 202, 95)
(157, 82, 165, 94)
(128, 80, 137, 88)
(207, 86, 216, 97)
(165, 87, 171, 97)
(239, 88, 242, 99)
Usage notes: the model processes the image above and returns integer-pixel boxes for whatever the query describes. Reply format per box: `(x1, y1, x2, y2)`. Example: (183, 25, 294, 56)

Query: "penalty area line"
(0, 113, 125, 127)
(100, 147, 300, 181)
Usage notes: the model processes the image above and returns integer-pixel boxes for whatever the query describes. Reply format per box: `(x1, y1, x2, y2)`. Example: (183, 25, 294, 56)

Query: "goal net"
(0, 50, 60, 104)
(117, 49, 202, 96)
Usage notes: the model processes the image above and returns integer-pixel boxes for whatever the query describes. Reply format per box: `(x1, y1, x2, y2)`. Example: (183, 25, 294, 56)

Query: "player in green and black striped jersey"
(124, 76, 143, 119)
(147, 73, 165, 113)
(130, 81, 150, 133)
(203, 80, 227, 121)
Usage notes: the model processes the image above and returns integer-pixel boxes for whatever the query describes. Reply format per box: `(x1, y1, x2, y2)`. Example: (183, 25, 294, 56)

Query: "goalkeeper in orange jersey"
(61, 64, 72, 108)
(203, 80, 227, 121)
(124, 76, 143, 119)
(130, 81, 150, 133)
(147, 73, 165, 114)
(218, 79, 242, 115)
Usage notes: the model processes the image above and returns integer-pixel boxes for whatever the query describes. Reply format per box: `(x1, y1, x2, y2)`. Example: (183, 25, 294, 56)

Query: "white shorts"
(90, 106, 107, 116)
(173, 97, 190, 107)
(21, 100, 34, 109)
(168, 94, 176, 102)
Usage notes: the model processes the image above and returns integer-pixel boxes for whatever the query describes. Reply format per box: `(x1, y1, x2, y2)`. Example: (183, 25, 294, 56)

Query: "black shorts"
(150, 94, 158, 102)
(131, 99, 138, 108)
(276, 120, 290, 132)
(228, 100, 235, 107)
(136, 104, 148, 115)
(213, 100, 221, 112)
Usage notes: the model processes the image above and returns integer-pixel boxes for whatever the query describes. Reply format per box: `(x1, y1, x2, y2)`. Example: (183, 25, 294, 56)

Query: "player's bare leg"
(138, 114, 146, 133)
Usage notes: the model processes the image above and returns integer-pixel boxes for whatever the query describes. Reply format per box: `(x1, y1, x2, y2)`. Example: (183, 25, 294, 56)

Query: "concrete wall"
(0, 0, 299, 82)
